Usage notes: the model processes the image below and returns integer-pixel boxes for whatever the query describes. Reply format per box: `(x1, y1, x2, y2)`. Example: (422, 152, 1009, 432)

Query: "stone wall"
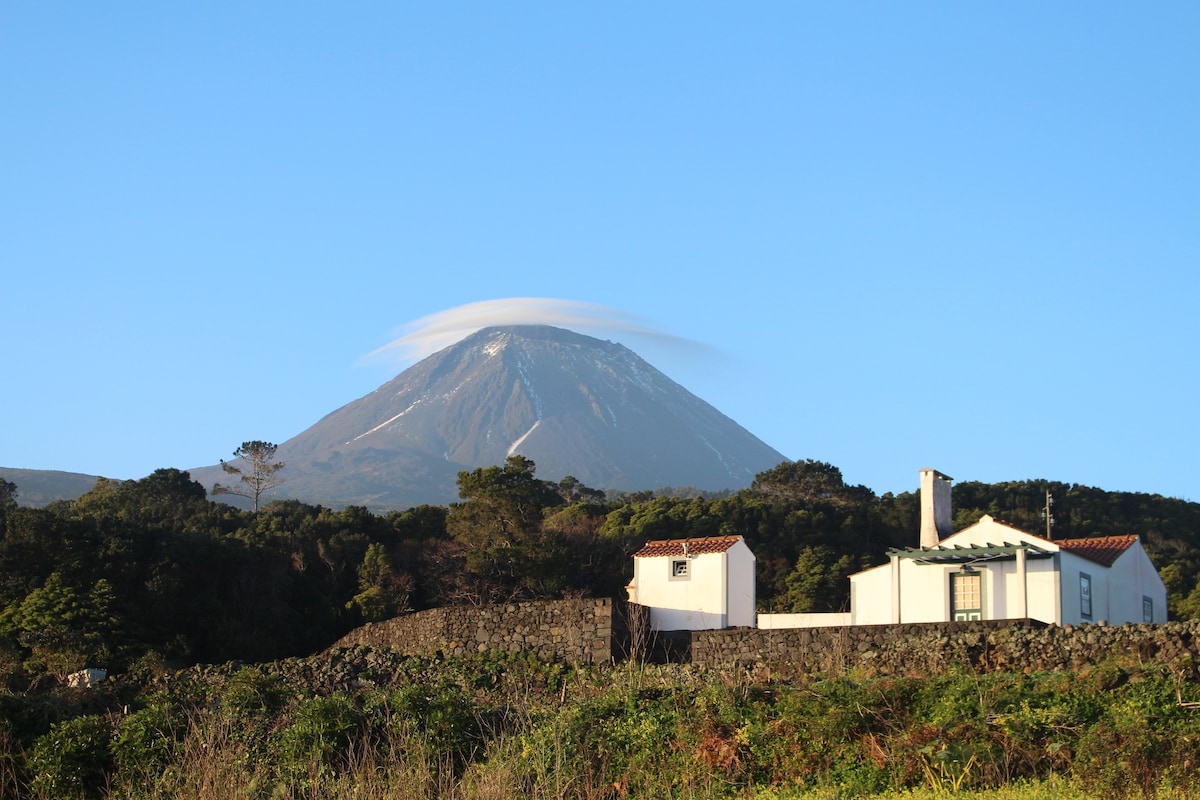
(692, 619, 1200, 675)
(328, 599, 1200, 676)
(330, 597, 615, 664)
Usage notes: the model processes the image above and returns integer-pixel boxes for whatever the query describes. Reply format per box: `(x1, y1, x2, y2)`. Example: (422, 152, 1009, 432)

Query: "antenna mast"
(1042, 489, 1055, 540)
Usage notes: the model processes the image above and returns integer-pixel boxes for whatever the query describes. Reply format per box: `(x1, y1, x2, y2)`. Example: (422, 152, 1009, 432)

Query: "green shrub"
(388, 680, 480, 766)
(28, 714, 112, 800)
(274, 694, 365, 789)
(111, 697, 180, 794)
(219, 666, 290, 718)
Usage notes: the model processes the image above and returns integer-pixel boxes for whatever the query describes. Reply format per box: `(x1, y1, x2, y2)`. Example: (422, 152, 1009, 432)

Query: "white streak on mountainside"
(508, 420, 541, 456)
(349, 400, 422, 443)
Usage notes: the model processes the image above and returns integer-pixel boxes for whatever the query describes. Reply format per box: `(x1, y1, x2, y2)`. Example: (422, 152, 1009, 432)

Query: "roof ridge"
(643, 534, 740, 542)
(1055, 533, 1138, 544)
(632, 535, 745, 558)
(1054, 534, 1139, 567)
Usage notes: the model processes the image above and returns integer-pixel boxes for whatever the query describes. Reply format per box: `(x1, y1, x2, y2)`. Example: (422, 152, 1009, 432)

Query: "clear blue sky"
(3, 3, 1197, 502)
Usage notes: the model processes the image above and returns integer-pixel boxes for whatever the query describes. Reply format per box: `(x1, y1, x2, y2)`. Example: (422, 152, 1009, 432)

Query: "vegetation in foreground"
(4, 650, 1200, 799)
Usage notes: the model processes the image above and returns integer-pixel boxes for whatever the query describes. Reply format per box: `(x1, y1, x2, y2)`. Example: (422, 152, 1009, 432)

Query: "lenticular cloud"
(362, 297, 705, 367)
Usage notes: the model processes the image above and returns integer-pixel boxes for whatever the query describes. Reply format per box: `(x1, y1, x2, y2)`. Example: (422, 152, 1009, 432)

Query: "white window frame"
(951, 571, 982, 621)
(670, 558, 690, 581)
(1080, 573, 1092, 619)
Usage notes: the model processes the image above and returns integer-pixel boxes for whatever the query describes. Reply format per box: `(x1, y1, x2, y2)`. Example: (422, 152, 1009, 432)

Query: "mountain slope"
(192, 325, 787, 508)
(0, 468, 101, 508)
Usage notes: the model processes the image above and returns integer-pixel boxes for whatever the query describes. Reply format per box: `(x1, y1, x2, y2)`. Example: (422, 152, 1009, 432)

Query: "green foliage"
(554, 474, 605, 504)
(0, 479, 16, 516)
(346, 542, 412, 621)
(447, 455, 573, 601)
(387, 680, 480, 765)
(0, 573, 118, 680)
(274, 694, 365, 789)
(752, 459, 874, 507)
(112, 697, 181, 790)
(5, 653, 1200, 798)
(29, 714, 112, 799)
(775, 546, 859, 613)
(221, 666, 291, 719)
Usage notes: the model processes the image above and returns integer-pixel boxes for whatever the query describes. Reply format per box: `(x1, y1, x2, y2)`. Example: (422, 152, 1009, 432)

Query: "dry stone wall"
(328, 599, 1200, 676)
(692, 619, 1200, 675)
(330, 597, 615, 664)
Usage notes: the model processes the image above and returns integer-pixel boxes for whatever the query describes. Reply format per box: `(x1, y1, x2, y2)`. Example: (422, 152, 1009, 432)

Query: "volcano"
(191, 325, 788, 509)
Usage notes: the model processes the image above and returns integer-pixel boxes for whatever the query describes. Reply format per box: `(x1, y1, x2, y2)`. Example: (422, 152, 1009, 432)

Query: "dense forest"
(1, 456, 1198, 687)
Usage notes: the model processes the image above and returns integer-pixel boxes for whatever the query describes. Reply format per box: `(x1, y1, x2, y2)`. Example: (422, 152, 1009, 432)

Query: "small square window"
(671, 559, 689, 579)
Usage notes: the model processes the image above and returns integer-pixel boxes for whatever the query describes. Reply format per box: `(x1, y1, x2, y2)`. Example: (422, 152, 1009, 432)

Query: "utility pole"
(1042, 489, 1055, 540)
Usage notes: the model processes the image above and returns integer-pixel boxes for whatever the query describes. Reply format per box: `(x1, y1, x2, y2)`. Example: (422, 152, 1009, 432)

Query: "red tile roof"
(632, 536, 743, 558)
(1055, 534, 1139, 567)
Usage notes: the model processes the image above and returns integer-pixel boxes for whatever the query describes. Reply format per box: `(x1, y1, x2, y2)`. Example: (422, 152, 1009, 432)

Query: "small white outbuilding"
(626, 535, 756, 631)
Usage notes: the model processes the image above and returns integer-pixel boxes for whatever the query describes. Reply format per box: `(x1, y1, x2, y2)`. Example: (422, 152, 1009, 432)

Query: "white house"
(849, 469, 1168, 626)
(626, 535, 756, 631)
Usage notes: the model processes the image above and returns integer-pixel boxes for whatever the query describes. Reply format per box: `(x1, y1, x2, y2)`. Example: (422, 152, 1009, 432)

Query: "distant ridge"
(190, 325, 789, 509)
(0, 467, 101, 508)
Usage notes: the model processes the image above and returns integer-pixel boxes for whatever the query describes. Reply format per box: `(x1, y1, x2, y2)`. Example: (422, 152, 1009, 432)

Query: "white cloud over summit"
(363, 298, 712, 367)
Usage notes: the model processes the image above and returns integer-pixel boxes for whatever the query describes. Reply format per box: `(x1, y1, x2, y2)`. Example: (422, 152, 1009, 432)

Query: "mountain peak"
(457, 324, 625, 353)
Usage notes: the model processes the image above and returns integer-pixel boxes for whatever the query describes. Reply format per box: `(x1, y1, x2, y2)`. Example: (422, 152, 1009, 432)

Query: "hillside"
(0, 467, 100, 507)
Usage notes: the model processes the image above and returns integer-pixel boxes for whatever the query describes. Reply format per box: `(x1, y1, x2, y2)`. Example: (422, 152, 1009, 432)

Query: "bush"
(219, 666, 290, 718)
(111, 697, 181, 794)
(274, 694, 365, 789)
(28, 714, 112, 800)
(388, 681, 480, 766)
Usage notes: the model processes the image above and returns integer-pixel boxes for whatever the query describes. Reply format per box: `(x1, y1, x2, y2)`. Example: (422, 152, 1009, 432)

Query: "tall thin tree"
(213, 440, 286, 511)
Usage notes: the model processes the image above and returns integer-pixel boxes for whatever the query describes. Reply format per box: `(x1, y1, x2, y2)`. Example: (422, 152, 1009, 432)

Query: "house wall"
(893, 557, 1065, 624)
(1049, 547, 1169, 626)
(726, 540, 756, 627)
(1059, 551, 1103, 625)
(1023, 557, 1062, 624)
(1099, 544, 1161, 623)
(850, 563, 892, 625)
(897, 558, 949, 622)
(854, 547, 1166, 628)
(758, 612, 852, 629)
(634, 550, 729, 631)
(984, 555, 1061, 624)
(1130, 542, 1169, 623)
(849, 550, 1065, 626)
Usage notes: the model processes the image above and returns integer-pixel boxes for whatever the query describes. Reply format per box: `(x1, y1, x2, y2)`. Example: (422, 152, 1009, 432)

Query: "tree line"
(1, 456, 1197, 686)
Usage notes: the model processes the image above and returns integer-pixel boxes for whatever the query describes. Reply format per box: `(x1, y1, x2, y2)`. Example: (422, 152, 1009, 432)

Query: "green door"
(951, 572, 982, 621)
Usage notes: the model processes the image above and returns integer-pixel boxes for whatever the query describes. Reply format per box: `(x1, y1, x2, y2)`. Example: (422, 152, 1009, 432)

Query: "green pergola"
(887, 541, 1055, 566)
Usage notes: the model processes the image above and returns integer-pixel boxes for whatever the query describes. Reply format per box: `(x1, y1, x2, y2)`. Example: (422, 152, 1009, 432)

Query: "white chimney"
(919, 468, 953, 548)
